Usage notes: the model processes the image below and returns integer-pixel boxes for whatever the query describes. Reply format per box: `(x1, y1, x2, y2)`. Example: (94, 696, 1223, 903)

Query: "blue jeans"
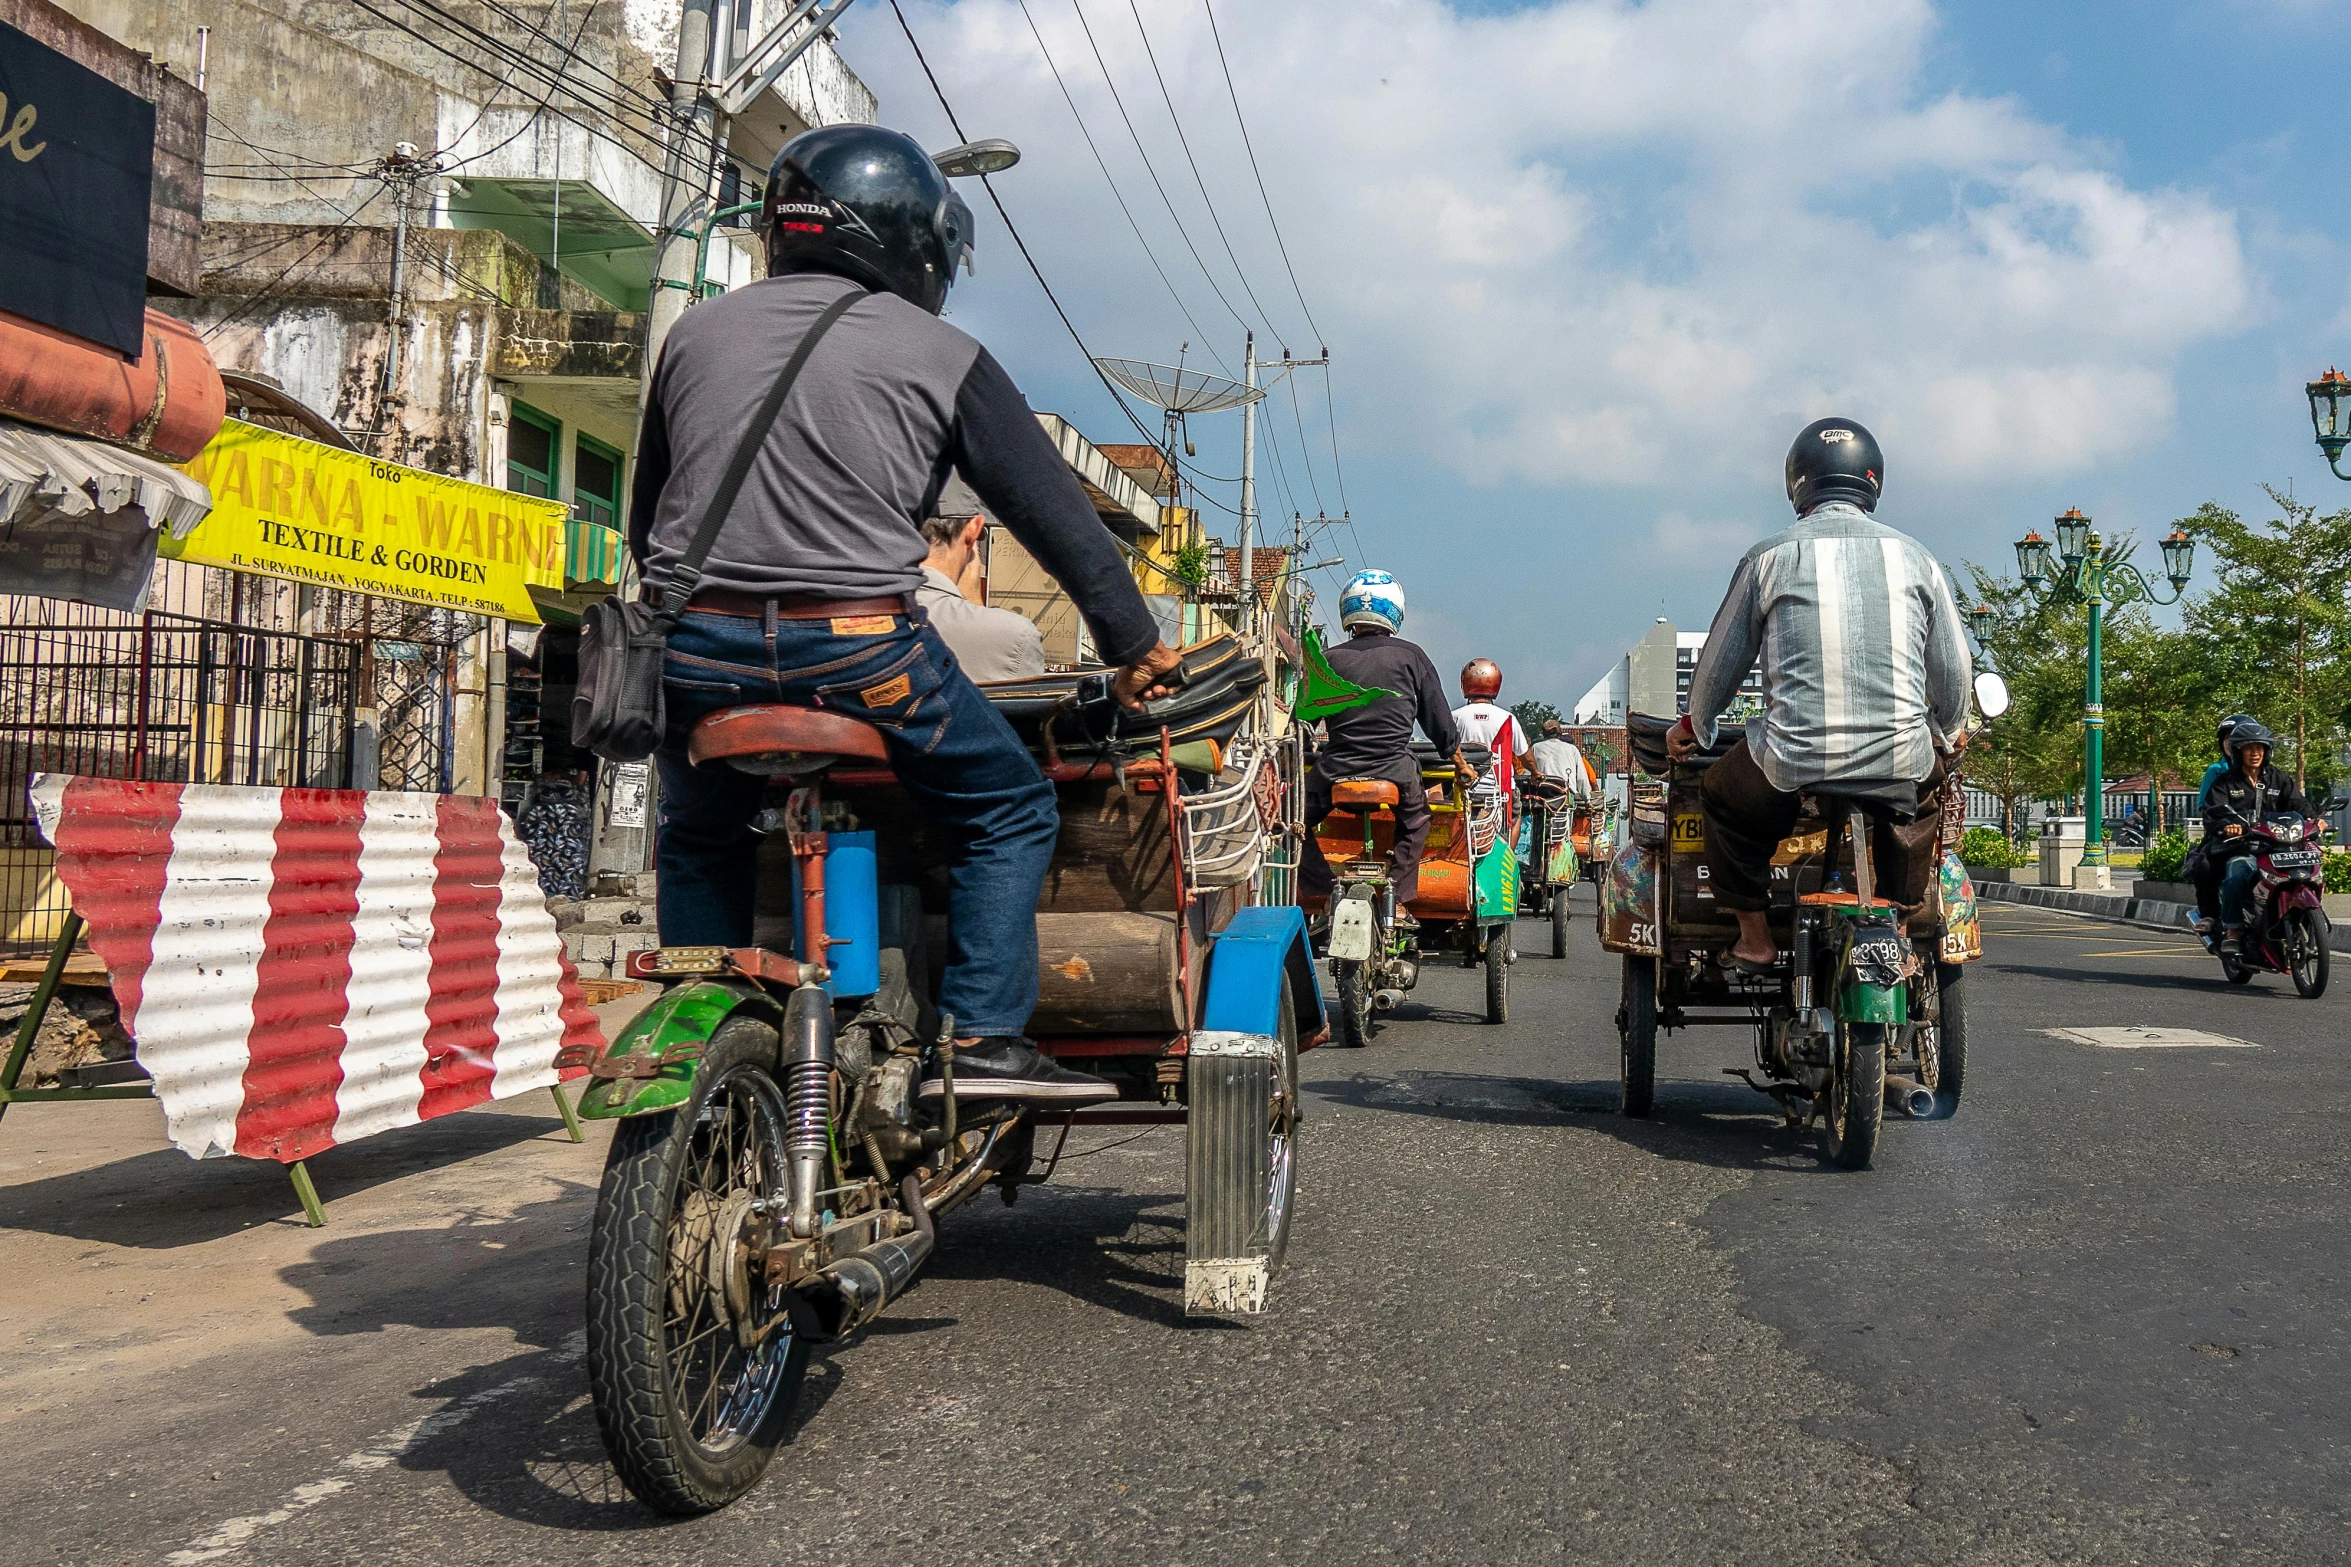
(2220, 853, 2261, 929)
(653, 606, 1059, 1039)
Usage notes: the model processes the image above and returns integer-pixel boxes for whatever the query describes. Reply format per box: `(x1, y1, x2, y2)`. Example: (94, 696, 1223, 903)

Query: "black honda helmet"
(2227, 719, 2277, 760)
(761, 125, 975, 314)
(1785, 417, 1885, 514)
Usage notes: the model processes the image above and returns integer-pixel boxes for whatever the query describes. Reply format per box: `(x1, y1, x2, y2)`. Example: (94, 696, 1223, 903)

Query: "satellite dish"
(1093, 357, 1263, 413)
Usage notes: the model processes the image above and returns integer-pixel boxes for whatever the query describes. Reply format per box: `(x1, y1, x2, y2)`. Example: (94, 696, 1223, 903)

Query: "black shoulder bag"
(573, 287, 864, 762)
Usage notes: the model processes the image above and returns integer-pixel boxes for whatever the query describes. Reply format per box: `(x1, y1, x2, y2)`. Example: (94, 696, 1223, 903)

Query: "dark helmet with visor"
(761, 125, 975, 314)
(2226, 718, 2277, 761)
(1785, 417, 1885, 515)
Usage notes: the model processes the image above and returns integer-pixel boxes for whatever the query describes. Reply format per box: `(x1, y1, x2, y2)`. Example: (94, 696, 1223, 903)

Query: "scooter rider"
(1301, 571, 1475, 909)
(2187, 713, 2254, 934)
(632, 124, 1183, 1103)
(1451, 659, 1536, 804)
(1527, 718, 1596, 802)
(2205, 719, 2313, 956)
(1667, 417, 1973, 971)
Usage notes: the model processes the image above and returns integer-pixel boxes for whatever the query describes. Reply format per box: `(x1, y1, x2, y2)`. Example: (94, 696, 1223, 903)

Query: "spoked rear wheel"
(1820, 1020, 1886, 1170)
(2289, 909, 2331, 998)
(588, 1017, 806, 1514)
(1913, 960, 1967, 1117)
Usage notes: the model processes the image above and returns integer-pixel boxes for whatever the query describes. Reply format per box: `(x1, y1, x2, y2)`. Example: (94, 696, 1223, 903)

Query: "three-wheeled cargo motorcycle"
(570, 633, 1318, 1513)
(1308, 739, 1513, 1044)
(1597, 674, 2005, 1169)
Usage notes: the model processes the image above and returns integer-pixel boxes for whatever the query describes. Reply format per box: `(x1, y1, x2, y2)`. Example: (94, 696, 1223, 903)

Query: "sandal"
(1718, 949, 1778, 977)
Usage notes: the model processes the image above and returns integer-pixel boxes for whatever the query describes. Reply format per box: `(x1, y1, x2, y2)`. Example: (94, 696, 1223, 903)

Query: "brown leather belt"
(685, 589, 912, 620)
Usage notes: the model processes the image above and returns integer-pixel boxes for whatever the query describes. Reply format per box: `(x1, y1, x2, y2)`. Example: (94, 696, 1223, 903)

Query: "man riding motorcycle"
(631, 124, 1183, 1103)
(1667, 417, 1973, 972)
(1301, 570, 1474, 910)
(2204, 719, 2314, 956)
(1450, 659, 1535, 803)
(2187, 713, 2255, 934)
(1527, 718, 1596, 802)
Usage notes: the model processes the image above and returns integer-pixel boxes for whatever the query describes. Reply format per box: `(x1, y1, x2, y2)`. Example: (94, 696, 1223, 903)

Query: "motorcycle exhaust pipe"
(1883, 1074, 1935, 1119)
(1371, 988, 1404, 1012)
(798, 1174, 936, 1340)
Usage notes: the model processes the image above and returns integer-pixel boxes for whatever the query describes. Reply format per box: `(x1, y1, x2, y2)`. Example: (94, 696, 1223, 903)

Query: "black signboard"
(0, 22, 155, 358)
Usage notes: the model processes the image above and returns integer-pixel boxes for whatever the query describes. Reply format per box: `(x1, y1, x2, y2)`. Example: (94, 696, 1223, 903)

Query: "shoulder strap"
(654, 284, 868, 620)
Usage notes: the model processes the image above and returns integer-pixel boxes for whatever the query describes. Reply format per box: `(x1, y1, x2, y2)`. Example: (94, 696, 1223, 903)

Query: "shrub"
(1958, 827, 2028, 869)
(2324, 847, 2351, 893)
(2139, 828, 2190, 884)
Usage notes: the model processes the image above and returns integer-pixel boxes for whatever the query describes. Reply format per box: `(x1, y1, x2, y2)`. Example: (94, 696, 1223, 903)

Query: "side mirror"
(1973, 671, 2011, 720)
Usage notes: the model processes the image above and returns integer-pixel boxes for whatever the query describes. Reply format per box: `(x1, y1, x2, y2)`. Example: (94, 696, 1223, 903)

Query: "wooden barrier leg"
(0, 913, 85, 1131)
(550, 1083, 584, 1143)
(288, 1160, 327, 1227)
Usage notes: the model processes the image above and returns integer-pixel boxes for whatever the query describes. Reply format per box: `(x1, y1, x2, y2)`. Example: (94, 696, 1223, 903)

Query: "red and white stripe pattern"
(30, 775, 602, 1162)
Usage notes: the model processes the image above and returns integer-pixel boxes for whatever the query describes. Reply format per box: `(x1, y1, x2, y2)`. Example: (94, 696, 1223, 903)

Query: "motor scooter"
(2200, 807, 2331, 997)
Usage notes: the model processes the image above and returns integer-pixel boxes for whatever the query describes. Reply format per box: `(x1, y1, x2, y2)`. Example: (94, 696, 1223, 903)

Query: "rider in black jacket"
(2203, 719, 2313, 955)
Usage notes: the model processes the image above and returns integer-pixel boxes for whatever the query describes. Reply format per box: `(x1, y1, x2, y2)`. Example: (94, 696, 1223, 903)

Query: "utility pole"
(594, 0, 861, 888)
(1233, 335, 1328, 636)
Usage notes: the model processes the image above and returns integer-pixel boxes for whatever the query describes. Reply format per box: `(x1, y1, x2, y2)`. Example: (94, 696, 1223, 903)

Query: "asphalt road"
(8, 893, 2351, 1565)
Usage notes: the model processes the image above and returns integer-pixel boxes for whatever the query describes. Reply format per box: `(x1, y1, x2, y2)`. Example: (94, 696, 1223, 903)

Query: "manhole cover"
(2043, 1026, 2257, 1050)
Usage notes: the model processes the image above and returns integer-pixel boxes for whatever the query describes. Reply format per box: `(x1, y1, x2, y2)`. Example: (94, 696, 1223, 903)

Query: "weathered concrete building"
(40, 0, 876, 800)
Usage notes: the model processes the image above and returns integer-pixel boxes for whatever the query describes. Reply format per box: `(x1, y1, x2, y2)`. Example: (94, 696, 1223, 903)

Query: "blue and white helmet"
(1339, 569, 1405, 633)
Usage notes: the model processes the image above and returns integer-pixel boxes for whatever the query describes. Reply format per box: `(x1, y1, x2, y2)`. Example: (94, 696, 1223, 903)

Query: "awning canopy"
(0, 418, 214, 536)
(0, 418, 214, 612)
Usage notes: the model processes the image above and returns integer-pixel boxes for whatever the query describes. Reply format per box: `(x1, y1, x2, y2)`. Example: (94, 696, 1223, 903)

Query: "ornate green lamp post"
(2013, 509, 2195, 888)
(2307, 367, 2351, 478)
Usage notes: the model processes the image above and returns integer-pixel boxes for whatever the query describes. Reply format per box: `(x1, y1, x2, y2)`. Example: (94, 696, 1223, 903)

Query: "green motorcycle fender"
(1836, 978, 1908, 1026)
(576, 981, 783, 1120)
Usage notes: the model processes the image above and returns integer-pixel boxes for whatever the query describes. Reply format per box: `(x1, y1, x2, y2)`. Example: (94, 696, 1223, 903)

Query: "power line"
(202, 186, 387, 340)
(1063, 0, 1254, 337)
(1319, 363, 1352, 513)
(884, 0, 1167, 454)
(1013, 0, 1233, 379)
(1284, 373, 1324, 512)
(1198, 0, 1321, 345)
(1120, 0, 1285, 344)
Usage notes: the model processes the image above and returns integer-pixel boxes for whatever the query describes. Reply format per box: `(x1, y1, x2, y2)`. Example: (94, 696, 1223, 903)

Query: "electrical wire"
(1063, 0, 1253, 337)
(202, 186, 387, 341)
(1120, 0, 1284, 344)
(885, 0, 1170, 455)
(1013, 0, 1233, 379)
(1198, 0, 1320, 345)
(437, 0, 604, 173)
(1284, 374, 1324, 513)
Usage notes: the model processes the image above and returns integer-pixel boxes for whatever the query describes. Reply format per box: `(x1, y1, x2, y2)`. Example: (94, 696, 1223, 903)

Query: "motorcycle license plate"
(1330, 898, 1375, 962)
(2270, 849, 2321, 867)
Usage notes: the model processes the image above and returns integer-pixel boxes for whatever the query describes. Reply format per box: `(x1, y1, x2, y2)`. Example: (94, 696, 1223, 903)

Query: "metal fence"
(0, 562, 466, 955)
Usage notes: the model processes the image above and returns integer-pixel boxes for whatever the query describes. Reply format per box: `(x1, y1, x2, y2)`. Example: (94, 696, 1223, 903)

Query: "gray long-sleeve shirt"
(628, 271, 1159, 666)
(1685, 502, 1971, 791)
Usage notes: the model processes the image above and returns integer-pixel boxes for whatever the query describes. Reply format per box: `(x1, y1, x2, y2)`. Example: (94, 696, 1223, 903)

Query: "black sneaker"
(917, 1037, 1119, 1103)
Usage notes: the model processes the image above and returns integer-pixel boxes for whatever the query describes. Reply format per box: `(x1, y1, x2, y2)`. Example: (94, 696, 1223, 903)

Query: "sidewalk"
(1972, 878, 2351, 952)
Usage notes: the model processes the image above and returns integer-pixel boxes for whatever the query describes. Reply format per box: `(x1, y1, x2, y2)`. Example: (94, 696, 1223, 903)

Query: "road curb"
(1973, 879, 2351, 951)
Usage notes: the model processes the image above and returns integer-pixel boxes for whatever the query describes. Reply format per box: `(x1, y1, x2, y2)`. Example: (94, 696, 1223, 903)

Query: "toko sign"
(169, 419, 572, 622)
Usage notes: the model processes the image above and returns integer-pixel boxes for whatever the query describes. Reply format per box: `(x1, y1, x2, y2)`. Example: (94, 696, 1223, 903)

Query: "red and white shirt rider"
(1450, 699, 1529, 803)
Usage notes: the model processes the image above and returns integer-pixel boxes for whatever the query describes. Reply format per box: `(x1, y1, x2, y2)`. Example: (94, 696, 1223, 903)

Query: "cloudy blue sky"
(836, 0, 2351, 707)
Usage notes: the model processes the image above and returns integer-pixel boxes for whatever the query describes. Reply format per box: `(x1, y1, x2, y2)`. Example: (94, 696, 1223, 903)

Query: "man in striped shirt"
(1668, 418, 1972, 970)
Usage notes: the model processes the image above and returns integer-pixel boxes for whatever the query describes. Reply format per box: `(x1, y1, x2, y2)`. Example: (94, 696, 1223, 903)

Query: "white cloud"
(857, 0, 2252, 507)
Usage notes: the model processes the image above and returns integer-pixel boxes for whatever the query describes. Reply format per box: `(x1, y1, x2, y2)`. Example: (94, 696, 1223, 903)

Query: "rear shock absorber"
(783, 985, 835, 1240)
(1790, 914, 1816, 1017)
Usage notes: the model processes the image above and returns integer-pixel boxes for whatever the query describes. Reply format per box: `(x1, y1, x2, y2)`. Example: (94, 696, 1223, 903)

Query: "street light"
(2308, 367, 2351, 479)
(1966, 603, 1999, 644)
(2008, 508, 2194, 889)
(2014, 530, 2053, 589)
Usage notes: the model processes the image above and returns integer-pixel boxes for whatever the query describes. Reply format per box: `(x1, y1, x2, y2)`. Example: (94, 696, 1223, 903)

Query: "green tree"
(1510, 698, 1562, 734)
(2179, 491, 2351, 795)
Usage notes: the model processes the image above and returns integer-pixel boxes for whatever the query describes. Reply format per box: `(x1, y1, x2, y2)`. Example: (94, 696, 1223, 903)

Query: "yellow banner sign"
(167, 420, 569, 622)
